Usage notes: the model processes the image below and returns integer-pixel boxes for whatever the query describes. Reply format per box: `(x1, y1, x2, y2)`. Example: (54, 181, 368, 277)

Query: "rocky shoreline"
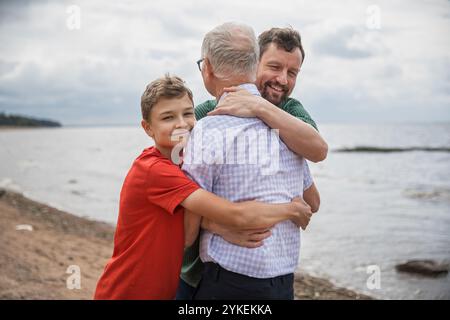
(0, 189, 372, 300)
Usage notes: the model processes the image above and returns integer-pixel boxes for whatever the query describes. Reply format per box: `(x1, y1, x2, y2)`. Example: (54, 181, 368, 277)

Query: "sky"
(0, 0, 449, 125)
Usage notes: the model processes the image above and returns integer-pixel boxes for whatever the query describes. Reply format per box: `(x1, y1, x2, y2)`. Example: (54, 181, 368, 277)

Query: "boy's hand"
(290, 197, 313, 230)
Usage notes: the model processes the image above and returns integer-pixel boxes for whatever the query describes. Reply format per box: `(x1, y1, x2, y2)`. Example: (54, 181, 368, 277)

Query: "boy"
(94, 75, 312, 300)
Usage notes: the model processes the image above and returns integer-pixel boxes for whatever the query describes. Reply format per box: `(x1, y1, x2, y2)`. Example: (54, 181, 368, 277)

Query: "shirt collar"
(217, 83, 261, 104)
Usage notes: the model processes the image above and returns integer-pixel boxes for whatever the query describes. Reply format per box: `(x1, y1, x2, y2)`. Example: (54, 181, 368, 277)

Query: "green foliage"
(0, 112, 61, 127)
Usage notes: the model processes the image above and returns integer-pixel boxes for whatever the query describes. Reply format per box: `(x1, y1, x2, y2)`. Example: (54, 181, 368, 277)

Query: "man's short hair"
(141, 74, 193, 121)
(201, 22, 259, 81)
(258, 27, 305, 62)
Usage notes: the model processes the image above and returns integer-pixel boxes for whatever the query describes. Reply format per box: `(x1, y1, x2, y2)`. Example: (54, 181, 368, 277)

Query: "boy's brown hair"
(258, 27, 305, 62)
(141, 74, 194, 121)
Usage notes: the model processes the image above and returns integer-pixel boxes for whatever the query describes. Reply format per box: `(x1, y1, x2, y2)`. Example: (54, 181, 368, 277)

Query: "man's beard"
(261, 80, 289, 106)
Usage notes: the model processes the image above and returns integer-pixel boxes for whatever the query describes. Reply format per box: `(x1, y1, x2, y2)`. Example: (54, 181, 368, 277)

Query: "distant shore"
(0, 189, 372, 300)
(0, 126, 61, 131)
(0, 113, 61, 128)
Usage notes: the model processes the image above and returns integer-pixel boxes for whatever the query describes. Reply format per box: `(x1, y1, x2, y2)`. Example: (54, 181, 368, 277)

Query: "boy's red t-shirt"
(94, 146, 199, 300)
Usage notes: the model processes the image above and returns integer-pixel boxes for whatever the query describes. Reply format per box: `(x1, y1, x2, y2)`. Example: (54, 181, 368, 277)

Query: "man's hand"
(207, 86, 265, 118)
(202, 218, 272, 248)
(221, 228, 272, 248)
(290, 197, 313, 230)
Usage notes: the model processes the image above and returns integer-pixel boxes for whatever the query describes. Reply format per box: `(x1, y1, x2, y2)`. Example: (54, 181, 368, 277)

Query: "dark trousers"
(175, 278, 196, 300)
(193, 262, 294, 300)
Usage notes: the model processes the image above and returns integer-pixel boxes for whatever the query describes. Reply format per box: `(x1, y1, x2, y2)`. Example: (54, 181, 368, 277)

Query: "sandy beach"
(0, 189, 372, 300)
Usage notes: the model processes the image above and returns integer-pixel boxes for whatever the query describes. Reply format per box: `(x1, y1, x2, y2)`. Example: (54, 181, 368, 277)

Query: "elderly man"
(177, 26, 326, 300)
(180, 22, 324, 300)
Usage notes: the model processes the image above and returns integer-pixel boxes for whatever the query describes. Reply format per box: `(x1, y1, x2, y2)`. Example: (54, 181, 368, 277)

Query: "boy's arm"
(184, 210, 202, 247)
(207, 88, 328, 162)
(204, 182, 319, 245)
(204, 161, 319, 238)
(201, 161, 319, 243)
(180, 189, 312, 230)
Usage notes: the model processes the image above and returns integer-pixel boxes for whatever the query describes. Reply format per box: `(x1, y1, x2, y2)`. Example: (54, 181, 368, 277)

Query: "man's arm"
(255, 98, 328, 162)
(208, 88, 328, 162)
(201, 218, 271, 248)
(302, 160, 320, 213)
(303, 183, 320, 213)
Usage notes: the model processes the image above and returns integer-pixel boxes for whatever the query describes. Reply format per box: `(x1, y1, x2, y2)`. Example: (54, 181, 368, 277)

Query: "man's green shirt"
(194, 98, 317, 130)
(180, 97, 318, 288)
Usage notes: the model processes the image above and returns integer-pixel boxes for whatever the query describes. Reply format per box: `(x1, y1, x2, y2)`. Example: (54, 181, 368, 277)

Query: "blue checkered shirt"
(182, 83, 313, 278)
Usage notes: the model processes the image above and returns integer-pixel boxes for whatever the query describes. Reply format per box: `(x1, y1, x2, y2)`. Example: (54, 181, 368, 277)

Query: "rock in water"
(395, 260, 449, 277)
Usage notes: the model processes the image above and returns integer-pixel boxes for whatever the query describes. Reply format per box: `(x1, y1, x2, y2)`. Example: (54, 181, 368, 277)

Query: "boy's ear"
(141, 119, 154, 138)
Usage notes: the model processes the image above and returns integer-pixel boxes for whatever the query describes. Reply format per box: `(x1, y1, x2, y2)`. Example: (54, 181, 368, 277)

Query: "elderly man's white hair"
(201, 22, 259, 82)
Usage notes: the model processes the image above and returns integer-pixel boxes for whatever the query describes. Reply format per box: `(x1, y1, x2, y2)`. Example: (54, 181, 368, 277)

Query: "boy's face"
(141, 94, 196, 155)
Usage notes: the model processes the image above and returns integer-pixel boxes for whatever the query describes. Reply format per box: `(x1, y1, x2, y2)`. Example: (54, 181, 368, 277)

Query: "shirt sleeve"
(194, 100, 217, 120)
(303, 160, 314, 191)
(284, 98, 318, 131)
(146, 160, 200, 215)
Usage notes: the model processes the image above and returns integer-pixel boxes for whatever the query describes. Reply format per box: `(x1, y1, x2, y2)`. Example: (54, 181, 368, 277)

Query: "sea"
(1, 123, 449, 299)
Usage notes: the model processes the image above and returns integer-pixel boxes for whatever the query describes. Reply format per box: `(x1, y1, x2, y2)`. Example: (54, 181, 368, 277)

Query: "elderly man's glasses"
(196, 58, 204, 71)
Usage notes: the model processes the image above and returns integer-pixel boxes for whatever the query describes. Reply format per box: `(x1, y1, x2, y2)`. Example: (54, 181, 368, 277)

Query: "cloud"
(0, 0, 449, 125)
(312, 24, 388, 59)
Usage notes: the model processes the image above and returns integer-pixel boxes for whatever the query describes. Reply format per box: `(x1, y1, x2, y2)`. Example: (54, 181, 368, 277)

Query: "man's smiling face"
(256, 43, 303, 106)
